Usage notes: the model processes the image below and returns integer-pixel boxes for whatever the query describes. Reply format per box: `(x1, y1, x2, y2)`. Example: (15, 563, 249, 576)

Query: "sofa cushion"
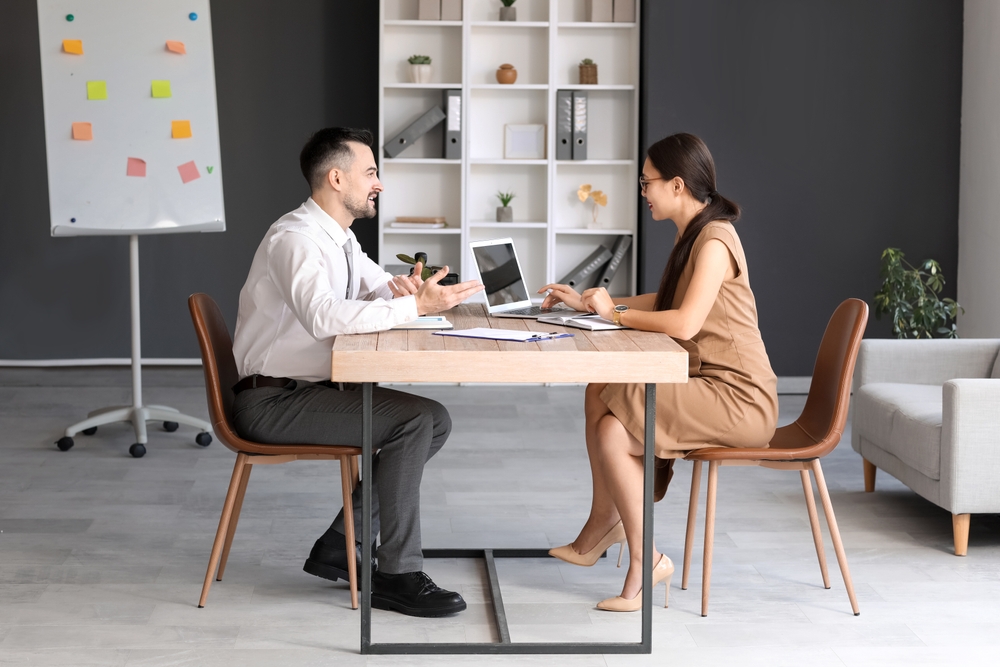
(854, 383, 942, 480)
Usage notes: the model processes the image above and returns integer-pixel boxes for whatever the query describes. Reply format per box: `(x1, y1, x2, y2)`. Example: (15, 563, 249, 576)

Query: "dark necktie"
(343, 238, 353, 299)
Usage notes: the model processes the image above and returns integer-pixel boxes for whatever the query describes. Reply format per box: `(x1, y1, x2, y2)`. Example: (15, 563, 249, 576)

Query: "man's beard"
(345, 191, 376, 219)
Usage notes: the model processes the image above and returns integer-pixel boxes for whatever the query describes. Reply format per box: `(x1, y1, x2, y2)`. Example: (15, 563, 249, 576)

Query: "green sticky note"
(86, 80, 107, 100)
(151, 80, 172, 98)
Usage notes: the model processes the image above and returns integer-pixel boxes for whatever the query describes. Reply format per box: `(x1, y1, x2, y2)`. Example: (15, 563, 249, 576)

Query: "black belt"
(232, 374, 293, 395)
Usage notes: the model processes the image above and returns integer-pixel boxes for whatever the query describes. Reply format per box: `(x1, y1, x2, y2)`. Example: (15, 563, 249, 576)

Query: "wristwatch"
(612, 304, 629, 326)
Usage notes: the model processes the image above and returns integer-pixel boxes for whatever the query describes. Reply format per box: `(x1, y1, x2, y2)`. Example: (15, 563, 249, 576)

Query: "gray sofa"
(852, 339, 1000, 555)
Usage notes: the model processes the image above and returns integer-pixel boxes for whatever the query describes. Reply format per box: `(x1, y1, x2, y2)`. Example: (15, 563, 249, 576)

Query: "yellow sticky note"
(71, 122, 92, 140)
(165, 40, 186, 54)
(151, 80, 172, 98)
(62, 39, 83, 55)
(171, 120, 192, 139)
(86, 80, 107, 100)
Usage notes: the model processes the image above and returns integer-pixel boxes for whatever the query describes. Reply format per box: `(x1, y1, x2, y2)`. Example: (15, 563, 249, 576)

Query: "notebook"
(469, 238, 590, 319)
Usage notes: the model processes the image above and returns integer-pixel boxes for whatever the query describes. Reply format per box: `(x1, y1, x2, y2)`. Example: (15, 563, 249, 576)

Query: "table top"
(331, 304, 688, 384)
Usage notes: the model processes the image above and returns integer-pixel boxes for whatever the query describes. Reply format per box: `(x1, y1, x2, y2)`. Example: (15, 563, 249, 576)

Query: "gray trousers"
(231, 380, 450, 573)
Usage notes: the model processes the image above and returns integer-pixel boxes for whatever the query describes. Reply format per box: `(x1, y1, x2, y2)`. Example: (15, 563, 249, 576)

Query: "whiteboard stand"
(56, 235, 214, 458)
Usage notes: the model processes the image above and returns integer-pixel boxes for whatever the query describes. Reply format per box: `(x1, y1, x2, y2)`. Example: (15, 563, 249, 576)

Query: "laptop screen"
(471, 241, 531, 307)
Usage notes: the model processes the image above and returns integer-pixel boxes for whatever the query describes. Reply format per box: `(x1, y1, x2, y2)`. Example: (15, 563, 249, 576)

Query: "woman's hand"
(538, 283, 585, 311)
(581, 287, 615, 320)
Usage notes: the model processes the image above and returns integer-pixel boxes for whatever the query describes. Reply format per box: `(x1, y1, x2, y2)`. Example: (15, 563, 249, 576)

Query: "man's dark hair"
(299, 127, 374, 191)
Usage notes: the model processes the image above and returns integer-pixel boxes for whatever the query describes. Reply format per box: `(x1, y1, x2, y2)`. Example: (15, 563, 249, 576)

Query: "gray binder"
(572, 91, 588, 160)
(556, 90, 573, 160)
(384, 106, 446, 158)
(559, 245, 613, 289)
(595, 235, 632, 289)
(443, 90, 462, 160)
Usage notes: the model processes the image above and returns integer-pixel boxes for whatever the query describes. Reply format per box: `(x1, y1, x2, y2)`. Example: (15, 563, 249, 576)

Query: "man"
(231, 127, 483, 617)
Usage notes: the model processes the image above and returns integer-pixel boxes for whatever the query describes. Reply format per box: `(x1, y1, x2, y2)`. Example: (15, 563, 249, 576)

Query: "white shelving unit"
(378, 0, 640, 298)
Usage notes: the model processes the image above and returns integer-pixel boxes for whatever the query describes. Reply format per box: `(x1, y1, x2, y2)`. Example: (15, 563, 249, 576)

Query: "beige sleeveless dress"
(601, 221, 778, 458)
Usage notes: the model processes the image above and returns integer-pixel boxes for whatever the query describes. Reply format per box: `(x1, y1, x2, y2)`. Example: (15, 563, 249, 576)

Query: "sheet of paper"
(62, 39, 83, 55)
(126, 157, 146, 177)
(433, 327, 572, 342)
(86, 80, 107, 100)
(171, 120, 192, 138)
(71, 122, 92, 140)
(165, 40, 186, 54)
(151, 80, 172, 98)
(177, 160, 200, 184)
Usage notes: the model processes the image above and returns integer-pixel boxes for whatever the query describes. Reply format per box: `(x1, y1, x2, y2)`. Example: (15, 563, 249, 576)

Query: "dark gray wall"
(0, 0, 378, 359)
(640, 0, 963, 375)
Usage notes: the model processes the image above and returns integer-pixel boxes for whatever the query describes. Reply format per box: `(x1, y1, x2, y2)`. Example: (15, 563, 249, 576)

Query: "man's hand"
(388, 261, 424, 298)
(414, 265, 484, 315)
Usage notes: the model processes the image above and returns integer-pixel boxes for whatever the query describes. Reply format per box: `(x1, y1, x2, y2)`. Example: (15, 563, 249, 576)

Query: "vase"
(499, 6, 516, 21)
(496, 206, 513, 222)
(579, 63, 598, 85)
(495, 64, 517, 84)
(409, 64, 432, 83)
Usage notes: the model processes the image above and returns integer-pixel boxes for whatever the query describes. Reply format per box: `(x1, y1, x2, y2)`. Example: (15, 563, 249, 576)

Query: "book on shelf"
(390, 216, 447, 229)
(536, 312, 625, 331)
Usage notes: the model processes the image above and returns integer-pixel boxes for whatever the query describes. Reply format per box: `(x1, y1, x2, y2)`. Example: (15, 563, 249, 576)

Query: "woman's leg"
(593, 412, 660, 599)
(570, 384, 624, 553)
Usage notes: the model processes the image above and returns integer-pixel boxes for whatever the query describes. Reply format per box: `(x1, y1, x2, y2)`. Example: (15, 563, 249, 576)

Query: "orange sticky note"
(165, 40, 186, 54)
(71, 122, 92, 140)
(127, 157, 146, 177)
(171, 120, 192, 139)
(62, 39, 83, 55)
(177, 160, 200, 184)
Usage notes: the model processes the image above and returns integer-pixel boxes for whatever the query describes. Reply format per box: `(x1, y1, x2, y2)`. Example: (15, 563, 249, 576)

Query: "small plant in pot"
(496, 190, 515, 222)
(873, 247, 963, 338)
(577, 184, 607, 228)
(407, 54, 432, 83)
(499, 0, 517, 21)
(396, 252, 459, 285)
(579, 58, 598, 85)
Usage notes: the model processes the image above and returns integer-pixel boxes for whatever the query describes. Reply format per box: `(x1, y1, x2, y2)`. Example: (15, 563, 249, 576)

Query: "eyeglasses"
(638, 176, 663, 194)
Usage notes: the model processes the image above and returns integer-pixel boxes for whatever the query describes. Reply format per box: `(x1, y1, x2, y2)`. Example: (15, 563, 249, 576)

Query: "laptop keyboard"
(501, 305, 550, 316)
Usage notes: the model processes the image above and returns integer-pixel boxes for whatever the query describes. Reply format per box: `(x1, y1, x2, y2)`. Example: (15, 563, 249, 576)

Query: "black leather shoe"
(303, 531, 376, 583)
(371, 570, 467, 617)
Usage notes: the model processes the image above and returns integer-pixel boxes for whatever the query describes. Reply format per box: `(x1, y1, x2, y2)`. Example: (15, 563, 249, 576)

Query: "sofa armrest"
(853, 339, 1000, 391)
(940, 379, 1000, 513)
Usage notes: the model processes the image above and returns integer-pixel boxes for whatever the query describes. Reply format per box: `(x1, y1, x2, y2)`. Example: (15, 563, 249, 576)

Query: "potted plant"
(407, 54, 432, 83)
(496, 191, 515, 222)
(577, 184, 607, 228)
(396, 252, 459, 285)
(579, 58, 598, 85)
(499, 0, 517, 21)
(873, 247, 963, 338)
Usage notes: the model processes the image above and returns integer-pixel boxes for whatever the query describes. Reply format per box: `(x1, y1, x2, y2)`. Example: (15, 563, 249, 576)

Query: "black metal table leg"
(361, 382, 373, 654)
(642, 382, 655, 651)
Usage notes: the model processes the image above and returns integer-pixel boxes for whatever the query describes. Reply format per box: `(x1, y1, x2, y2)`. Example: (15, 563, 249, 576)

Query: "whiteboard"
(37, 0, 225, 236)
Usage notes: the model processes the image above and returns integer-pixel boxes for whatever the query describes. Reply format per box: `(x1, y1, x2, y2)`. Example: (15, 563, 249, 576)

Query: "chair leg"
(340, 455, 359, 610)
(800, 469, 831, 589)
(952, 513, 970, 557)
(681, 460, 702, 590)
(350, 455, 359, 490)
(701, 461, 719, 617)
(199, 452, 248, 608)
(863, 458, 876, 492)
(811, 460, 860, 615)
(217, 461, 253, 582)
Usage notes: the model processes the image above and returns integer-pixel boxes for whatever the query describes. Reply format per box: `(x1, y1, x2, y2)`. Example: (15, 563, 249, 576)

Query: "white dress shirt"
(232, 198, 418, 381)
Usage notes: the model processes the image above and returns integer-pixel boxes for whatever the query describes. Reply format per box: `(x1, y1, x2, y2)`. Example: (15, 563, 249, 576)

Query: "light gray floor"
(1, 368, 999, 666)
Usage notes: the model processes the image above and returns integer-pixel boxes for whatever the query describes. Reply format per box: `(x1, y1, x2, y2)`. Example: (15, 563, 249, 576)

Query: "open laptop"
(469, 238, 589, 319)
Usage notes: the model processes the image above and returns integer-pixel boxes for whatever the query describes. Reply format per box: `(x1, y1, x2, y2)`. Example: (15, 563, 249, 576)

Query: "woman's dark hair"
(650, 133, 741, 311)
(299, 127, 374, 191)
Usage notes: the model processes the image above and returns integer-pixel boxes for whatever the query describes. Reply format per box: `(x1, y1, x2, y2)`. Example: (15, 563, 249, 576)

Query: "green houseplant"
(407, 54, 432, 83)
(499, 0, 516, 21)
(873, 247, 963, 338)
(496, 190, 515, 222)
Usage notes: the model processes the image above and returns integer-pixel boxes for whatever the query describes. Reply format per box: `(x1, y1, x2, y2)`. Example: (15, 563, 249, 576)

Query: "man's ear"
(325, 167, 343, 192)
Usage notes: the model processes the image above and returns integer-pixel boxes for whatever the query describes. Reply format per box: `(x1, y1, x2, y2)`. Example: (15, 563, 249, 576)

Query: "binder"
(418, 0, 441, 20)
(559, 245, 613, 289)
(613, 0, 636, 22)
(443, 89, 462, 160)
(383, 106, 446, 158)
(595, 234, 632, 289)
(441, 0, 462, 20)
(589, 0, 614, 22)
(572, 90, 588, 160)
(556, 90, 573, 160)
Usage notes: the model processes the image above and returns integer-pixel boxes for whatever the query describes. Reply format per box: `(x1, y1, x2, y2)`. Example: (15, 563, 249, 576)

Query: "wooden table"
(331, 304, 688, 655)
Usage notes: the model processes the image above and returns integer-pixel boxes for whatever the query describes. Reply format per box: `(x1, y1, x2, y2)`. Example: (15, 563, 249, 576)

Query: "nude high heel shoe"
(548, 520, 627, 567)
(595, 554, 674, 611)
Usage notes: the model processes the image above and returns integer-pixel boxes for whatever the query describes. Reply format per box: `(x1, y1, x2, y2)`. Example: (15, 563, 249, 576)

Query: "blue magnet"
(66, 14, 74, 22)
(189, 12, 198, 20)
(71, 218, 76, 223)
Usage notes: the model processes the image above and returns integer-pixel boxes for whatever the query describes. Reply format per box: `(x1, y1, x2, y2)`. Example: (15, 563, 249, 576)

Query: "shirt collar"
(304, 197, 351, 247)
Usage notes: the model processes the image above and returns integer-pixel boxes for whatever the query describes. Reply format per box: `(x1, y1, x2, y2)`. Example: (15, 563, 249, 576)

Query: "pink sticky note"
(177, 160, 200, 184)
(126, 157, 146, 177)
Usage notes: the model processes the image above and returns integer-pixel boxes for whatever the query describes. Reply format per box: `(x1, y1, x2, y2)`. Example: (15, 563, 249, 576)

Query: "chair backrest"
(188, 293, 244, 454)
(771, 298, 869, 457)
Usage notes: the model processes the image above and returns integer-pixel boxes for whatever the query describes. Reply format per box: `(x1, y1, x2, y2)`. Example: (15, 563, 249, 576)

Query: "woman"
(539, 133, 778, 611)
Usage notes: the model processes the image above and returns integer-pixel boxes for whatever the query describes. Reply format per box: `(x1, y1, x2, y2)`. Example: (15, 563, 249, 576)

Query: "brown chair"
(681, 298, 868, 617)
(188, 293, 362, 609)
